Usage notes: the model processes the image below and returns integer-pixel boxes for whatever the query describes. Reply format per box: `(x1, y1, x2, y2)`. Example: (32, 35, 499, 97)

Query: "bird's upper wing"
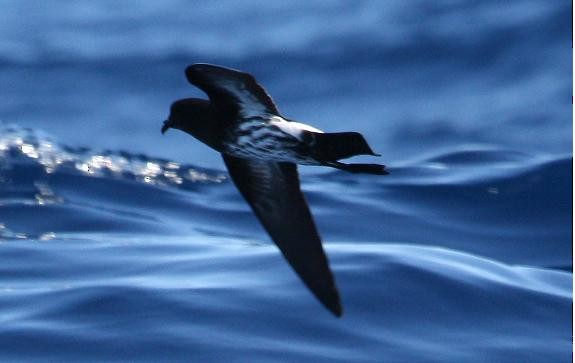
(186, 63, 279, 118)
(222, 154, 342, 317)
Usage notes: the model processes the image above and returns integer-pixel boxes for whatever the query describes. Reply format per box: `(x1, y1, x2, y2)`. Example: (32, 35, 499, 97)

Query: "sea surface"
(0, 1, 572, 362)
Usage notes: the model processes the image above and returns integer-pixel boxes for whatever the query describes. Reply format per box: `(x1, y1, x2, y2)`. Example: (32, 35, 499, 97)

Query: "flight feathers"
(222, 155, 342, 317)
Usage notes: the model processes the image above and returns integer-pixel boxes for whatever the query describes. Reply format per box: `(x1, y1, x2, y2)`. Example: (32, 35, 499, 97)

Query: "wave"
(0, 126, 570, 362)
(0, 126, 570, 268)
(0, 1, 568, 66)
(1, 2, 571, 360)
(0, 236, 570, 362)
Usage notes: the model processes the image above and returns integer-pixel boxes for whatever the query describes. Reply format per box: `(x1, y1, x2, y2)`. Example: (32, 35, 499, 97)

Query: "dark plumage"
(162, 63, 388, 317)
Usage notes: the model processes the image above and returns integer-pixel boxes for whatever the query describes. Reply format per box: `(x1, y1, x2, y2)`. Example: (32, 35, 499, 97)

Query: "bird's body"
(222, 115, 322, 164)
(163, 63, 388, 317)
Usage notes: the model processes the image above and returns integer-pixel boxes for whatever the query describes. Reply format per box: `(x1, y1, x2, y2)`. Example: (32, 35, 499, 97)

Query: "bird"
(162, 63, 387, 317)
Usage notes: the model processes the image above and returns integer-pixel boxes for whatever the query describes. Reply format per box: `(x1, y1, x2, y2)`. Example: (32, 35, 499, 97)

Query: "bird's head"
(162, 98, 211, 135)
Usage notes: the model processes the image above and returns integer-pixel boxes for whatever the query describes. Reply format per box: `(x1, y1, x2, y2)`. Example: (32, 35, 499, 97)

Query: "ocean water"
(0, 1, 572, 362)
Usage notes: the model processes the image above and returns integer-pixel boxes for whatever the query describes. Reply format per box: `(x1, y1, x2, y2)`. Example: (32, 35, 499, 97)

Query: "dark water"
(0, 1, 572, 362)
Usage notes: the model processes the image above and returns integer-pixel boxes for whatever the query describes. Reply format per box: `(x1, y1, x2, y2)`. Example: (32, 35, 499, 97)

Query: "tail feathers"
(313, 132, 379, 161)
(326, 161, 389, 175)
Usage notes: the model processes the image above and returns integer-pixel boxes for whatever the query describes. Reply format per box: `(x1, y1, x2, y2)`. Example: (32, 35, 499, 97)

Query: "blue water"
(0, 1, 572, 362)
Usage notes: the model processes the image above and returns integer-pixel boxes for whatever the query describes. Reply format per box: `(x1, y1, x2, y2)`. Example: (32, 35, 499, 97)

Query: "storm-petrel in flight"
(162, 63, 387, 317)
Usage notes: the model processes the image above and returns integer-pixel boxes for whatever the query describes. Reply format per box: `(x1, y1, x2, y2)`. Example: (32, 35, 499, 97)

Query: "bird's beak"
(161, 119, 173, 134)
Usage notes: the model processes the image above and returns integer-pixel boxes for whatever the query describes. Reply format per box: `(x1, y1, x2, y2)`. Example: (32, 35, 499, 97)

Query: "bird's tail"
(312, 132, 379, 161)
(312, 132, 388, 175)
(325, 161, 389, 175)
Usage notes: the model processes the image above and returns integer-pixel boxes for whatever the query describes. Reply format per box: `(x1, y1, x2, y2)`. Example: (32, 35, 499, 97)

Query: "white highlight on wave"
(0, 125, 227, 187)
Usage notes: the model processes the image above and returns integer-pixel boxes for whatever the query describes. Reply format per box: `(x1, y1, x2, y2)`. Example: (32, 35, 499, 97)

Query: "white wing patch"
(269, 116, 323, 141)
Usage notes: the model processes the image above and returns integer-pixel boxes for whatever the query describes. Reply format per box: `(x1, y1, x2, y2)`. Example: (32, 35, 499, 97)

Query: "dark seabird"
(162, 63, 387, 317)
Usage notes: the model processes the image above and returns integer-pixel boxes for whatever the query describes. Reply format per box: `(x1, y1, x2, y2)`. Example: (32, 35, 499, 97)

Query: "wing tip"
(317, 286, 343, 318)
(185, 63, 246, 78)
(329, 302, 344, 318)
(186, 63, 211, 72)
(185, 63, 206, 83)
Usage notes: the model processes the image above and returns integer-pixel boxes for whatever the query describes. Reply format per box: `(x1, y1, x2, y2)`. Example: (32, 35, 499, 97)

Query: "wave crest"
(0, 125, 227, 190)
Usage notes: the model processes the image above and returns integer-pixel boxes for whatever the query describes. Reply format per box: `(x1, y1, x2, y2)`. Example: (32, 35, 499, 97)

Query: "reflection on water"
(0, 125, 227, 189)
(0, 222, 56, 241)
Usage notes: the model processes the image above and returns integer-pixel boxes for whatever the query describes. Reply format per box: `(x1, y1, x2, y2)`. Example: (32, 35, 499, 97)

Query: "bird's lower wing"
(222, 154, 342, 317)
